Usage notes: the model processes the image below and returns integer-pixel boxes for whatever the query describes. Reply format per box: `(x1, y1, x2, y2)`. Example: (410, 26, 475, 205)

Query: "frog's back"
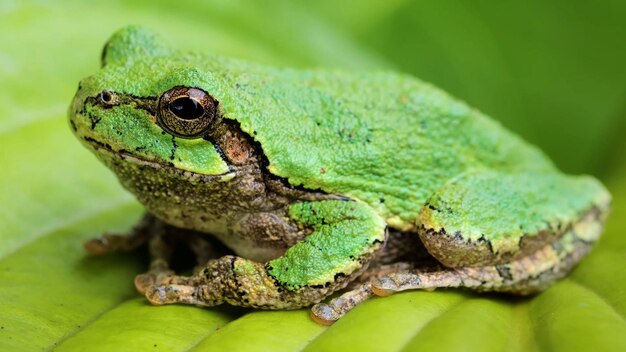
(208, 59, 558, 229)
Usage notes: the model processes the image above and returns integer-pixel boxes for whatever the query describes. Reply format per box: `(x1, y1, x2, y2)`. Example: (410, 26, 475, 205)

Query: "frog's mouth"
(81, 135, 162, 167)
(80, 135, 233, 179)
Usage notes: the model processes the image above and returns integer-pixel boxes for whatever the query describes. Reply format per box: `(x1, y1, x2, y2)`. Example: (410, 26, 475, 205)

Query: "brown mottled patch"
(222, 131, 250, 164)
(517, 229, 560, 258)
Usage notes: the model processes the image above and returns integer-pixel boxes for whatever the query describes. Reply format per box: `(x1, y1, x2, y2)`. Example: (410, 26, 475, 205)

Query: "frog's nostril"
(100, 91, 113, 103)
(99, 90, 119, 106)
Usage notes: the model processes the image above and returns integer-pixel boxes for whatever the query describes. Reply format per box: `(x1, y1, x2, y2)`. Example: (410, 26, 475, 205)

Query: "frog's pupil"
(170, 97, 204, 120)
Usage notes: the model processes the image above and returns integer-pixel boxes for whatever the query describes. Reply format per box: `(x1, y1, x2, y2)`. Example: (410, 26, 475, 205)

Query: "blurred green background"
(1, 0, 625, 351)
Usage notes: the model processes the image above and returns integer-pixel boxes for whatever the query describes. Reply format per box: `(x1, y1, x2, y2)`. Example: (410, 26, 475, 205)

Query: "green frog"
(68, 26, 611, 324)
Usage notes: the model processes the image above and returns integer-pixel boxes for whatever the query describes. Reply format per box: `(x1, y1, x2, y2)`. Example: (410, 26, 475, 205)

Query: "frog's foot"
(310, 283, 373, 325)
(84, 213, 157, 255)
(134, 266, 176, 295)
(144, 272, 223, 306)
(134, 232, 175, 294)
(138, 235, 222, 294)
(371, 270, 461, 296)
(310, 262, 415, 324)
(143, 256, 285, 307)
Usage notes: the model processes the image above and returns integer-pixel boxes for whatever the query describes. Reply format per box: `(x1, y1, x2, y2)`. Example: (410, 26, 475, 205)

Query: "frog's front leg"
(84, 212, 175, 294)
(84, 213, 157, 255)
(133, 231, 176, 294)
(143, 200, 387, 310)
(85, 213, 226, 294)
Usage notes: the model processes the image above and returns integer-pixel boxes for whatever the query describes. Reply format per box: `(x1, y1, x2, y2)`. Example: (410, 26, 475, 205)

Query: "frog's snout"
(68, 88, 84, 131)
(69, 80, 90, 119)
(68, 77, 112, 135)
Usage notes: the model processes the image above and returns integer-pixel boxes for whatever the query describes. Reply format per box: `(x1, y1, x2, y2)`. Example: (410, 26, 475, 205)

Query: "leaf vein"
(45, 297, 132, 351)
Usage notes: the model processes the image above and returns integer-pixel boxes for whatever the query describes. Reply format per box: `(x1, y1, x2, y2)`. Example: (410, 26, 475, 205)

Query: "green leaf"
(2, 1, 625, 351)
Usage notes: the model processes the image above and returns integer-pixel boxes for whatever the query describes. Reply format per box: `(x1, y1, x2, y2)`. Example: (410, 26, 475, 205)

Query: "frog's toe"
(310, 303, 342, 325)
(84, 214, 158, 255)
(371, 274, 417, 296)
(372, 273, 436, 296)
(145, 284, 195, 305)
(370, 277, 396, 297)
(145, 285, 168, 305)
(84, 237, 112, 255)
(134, 273, 157, 295)
(309, 282, 375, 324)
(134, 269, 176, 294)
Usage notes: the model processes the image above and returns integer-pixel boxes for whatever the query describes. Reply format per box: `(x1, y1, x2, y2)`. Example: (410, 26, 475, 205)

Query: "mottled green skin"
(69, 27, 610, 306)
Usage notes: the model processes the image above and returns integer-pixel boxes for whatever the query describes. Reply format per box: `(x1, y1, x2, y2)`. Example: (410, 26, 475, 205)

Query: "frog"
(68, 26, 611, 324)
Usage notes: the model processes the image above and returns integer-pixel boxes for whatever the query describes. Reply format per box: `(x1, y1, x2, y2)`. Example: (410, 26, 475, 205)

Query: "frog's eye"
(157, 86, 217, 138)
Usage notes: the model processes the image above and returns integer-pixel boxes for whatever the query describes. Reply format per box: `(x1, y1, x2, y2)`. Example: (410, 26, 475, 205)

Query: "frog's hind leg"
(371, 170, 608, 296)
(371, 227, 594, 297)
(310, 263, 414, 325)
(310, 228, 594, 324)
(310, 178, 608, 324)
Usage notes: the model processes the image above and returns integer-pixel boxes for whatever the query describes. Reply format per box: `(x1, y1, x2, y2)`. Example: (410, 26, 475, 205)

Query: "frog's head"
(69, 26, 237, 177)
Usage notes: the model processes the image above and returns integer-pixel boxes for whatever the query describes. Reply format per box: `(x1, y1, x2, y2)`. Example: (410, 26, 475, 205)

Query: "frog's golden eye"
(157, 86, 217, 138)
